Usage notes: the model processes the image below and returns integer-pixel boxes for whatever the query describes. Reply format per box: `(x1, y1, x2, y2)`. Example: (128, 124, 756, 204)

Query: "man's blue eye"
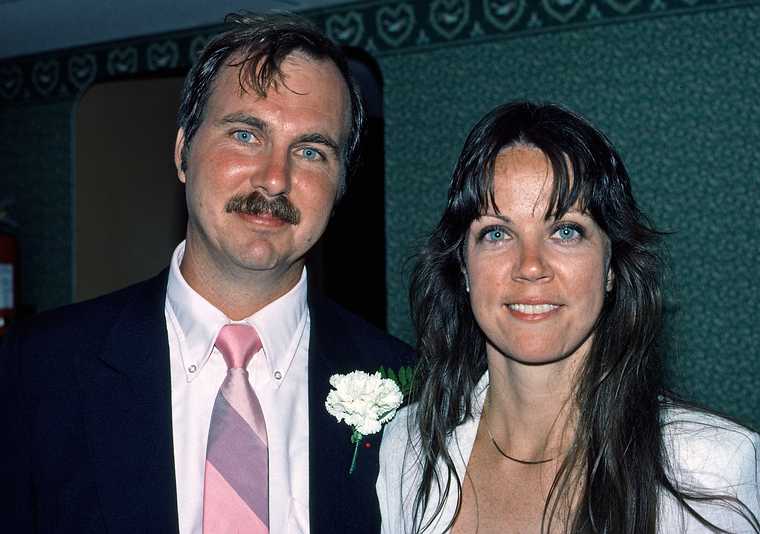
(233, 131, 253, 143)
(302, 148, 321, 161)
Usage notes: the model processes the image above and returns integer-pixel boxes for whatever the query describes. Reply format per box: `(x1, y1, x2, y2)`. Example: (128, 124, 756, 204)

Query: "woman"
(377, 102, 759, 533)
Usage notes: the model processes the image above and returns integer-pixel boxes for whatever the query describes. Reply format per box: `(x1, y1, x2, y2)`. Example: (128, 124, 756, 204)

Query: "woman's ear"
(606, 266, 614, 292)
(604, 239, 614, 293)
(459, 241, 470, 293)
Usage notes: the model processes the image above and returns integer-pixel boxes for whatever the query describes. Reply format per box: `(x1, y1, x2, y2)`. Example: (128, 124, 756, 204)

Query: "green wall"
(379, 6, 760, 426)
(0, 101, 75, 312)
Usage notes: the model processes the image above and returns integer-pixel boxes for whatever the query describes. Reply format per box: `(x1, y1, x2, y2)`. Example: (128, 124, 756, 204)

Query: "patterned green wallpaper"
(380, 5, 760, 426)
(0, 101, 75, 313)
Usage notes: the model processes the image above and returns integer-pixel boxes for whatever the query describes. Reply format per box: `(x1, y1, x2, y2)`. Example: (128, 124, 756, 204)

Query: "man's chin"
(229, 250, 303, 277)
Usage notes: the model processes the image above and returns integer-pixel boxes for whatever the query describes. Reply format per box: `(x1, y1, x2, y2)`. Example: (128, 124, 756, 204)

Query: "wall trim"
(0, 0, 756, 104)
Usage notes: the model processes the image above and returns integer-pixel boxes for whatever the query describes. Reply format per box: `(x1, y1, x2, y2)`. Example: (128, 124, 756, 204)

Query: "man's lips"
(237, 212, 288, 227)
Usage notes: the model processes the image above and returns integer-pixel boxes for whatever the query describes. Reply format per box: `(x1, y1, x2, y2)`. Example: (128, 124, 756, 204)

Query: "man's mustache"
(225, 191, 301, 225)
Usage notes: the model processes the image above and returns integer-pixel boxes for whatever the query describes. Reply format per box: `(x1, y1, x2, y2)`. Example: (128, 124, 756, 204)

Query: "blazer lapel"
(78, 271, 179, 534)
(307, 294, 383, 533)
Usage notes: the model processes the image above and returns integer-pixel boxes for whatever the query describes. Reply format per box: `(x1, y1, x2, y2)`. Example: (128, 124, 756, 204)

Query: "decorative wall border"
(0, 28, 222, 104)
(312, 0, 759, 54)
(0, 0, 757, 104)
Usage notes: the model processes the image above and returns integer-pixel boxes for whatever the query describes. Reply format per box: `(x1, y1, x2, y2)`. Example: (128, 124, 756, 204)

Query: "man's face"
(175, 53, 351, 295)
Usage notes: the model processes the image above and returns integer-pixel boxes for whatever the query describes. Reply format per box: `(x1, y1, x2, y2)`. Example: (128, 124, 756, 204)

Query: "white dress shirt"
(165, 241, 311, 534)
(378, 372, 760, 533)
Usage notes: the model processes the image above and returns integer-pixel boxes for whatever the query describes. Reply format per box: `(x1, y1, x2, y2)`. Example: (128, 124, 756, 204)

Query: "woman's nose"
(512, 241, 553, 283)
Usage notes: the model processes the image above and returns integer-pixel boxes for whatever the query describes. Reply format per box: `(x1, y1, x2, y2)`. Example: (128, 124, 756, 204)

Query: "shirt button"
(274, 371, 283, 380)
(188, 365, 197, 373)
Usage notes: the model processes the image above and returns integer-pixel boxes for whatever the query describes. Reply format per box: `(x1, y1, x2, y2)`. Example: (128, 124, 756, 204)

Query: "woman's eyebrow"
(479, 213, 512, 224)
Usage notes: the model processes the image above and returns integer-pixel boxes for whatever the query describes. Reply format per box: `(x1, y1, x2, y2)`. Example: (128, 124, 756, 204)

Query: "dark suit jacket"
(0, 270, 413, 533)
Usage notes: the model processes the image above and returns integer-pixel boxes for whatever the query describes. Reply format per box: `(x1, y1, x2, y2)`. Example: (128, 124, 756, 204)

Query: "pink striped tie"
(203, 324, 269, 534)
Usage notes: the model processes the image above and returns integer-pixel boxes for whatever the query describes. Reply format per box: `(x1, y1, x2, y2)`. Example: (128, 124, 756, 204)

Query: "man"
(0, 13, 412, 534)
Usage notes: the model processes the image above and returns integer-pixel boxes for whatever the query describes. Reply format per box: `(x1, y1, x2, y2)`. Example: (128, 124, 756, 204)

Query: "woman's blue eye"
(484, 228, 506, 241)
(554, 225, 581, 241)
(233, 131, 253, 143)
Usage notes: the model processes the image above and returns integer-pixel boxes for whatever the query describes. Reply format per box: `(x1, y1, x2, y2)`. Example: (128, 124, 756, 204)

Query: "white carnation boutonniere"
(325, 366, 413, 474)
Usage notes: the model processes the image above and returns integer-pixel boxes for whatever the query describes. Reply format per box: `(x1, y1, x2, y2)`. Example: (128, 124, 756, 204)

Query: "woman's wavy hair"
(407, 101, 758, 533)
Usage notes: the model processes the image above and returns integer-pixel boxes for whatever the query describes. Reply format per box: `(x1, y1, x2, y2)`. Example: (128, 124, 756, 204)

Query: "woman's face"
(464, 146, 612, 366)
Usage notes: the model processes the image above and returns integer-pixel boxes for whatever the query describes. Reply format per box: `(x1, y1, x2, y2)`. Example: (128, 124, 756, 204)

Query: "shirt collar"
(166, 240, 308, 383)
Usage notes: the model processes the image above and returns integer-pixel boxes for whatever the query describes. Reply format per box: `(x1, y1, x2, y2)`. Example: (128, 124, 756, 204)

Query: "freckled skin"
(464, 146, 612, 368)
(174, 53, 351, 317)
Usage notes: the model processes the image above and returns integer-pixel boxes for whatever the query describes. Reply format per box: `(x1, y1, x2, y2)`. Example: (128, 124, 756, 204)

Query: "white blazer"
(377, 374, 760, 533)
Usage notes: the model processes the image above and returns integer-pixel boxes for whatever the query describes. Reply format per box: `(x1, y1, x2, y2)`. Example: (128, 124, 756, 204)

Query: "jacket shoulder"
(662, 406, 759, 489)
(2, 270, 168, 355)
(381, 403, 417, 459)
(310, 295, 415, 366)
(659, 406, 760, 531)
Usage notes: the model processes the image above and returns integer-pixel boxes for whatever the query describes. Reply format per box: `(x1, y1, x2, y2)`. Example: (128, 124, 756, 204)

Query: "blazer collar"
(95, 269, 171, 376)
(79, 269, 180, 534)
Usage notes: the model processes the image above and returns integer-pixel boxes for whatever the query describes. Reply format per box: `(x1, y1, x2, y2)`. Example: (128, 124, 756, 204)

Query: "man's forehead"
(214, 51, 342, 98)
(206, 53, 351, 124)
(199, 52, 352, 156)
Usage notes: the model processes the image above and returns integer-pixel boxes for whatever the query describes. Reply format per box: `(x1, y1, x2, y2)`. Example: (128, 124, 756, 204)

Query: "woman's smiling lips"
(506, 302, 562, 321)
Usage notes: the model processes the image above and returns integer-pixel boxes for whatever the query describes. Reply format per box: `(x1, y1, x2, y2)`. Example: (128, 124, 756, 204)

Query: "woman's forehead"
(487, 148, 555, 214)
(488, 144, 593, 217)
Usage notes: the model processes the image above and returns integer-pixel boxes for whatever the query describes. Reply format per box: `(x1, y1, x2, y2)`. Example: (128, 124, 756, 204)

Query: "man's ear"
(174, 128, 187, 184)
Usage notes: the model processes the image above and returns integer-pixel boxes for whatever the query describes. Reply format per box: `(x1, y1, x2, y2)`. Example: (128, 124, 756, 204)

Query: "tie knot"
(214, 324, 262, 369)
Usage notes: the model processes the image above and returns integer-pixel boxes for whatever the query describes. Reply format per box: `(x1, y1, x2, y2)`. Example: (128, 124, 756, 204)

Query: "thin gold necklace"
(483, 395, 555, 466)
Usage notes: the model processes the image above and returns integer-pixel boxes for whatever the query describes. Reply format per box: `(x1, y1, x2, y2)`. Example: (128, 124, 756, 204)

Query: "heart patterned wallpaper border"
(0, 0, 756, 104)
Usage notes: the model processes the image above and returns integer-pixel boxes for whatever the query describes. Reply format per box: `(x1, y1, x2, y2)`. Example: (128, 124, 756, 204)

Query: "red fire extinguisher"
(0, 232, 18, 336)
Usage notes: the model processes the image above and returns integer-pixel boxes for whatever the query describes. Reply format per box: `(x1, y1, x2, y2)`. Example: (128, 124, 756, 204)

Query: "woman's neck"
(484, 354, 580, 461)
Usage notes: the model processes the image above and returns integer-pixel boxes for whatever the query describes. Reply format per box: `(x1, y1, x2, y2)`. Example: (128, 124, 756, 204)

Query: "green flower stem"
(349, 429, 363, 475)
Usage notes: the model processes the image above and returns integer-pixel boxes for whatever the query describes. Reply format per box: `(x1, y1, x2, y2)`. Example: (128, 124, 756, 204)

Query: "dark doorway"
(309, 50, 387, 329)
(75, 76, 186, 302)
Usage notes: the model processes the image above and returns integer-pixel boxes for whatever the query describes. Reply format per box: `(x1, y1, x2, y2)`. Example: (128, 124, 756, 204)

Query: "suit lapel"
(78, 271, 179, 534)
(307, 294, 383, 533)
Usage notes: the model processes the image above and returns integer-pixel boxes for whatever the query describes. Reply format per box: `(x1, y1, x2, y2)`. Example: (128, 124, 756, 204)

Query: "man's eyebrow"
(218, 112, 269, 133)
(296, 133, 341, 155)
(215, 113, 340, 154)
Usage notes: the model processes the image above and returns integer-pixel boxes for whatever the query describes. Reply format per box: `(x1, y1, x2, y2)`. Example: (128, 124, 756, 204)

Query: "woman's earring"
(464, 271, 470, 293)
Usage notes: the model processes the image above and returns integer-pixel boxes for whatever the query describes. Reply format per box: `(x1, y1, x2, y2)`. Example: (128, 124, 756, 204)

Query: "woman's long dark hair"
(407, 101, 758, 533)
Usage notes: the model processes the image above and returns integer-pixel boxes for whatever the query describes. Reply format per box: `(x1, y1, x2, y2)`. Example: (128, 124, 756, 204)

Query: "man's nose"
(252, 149, 291, 197)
